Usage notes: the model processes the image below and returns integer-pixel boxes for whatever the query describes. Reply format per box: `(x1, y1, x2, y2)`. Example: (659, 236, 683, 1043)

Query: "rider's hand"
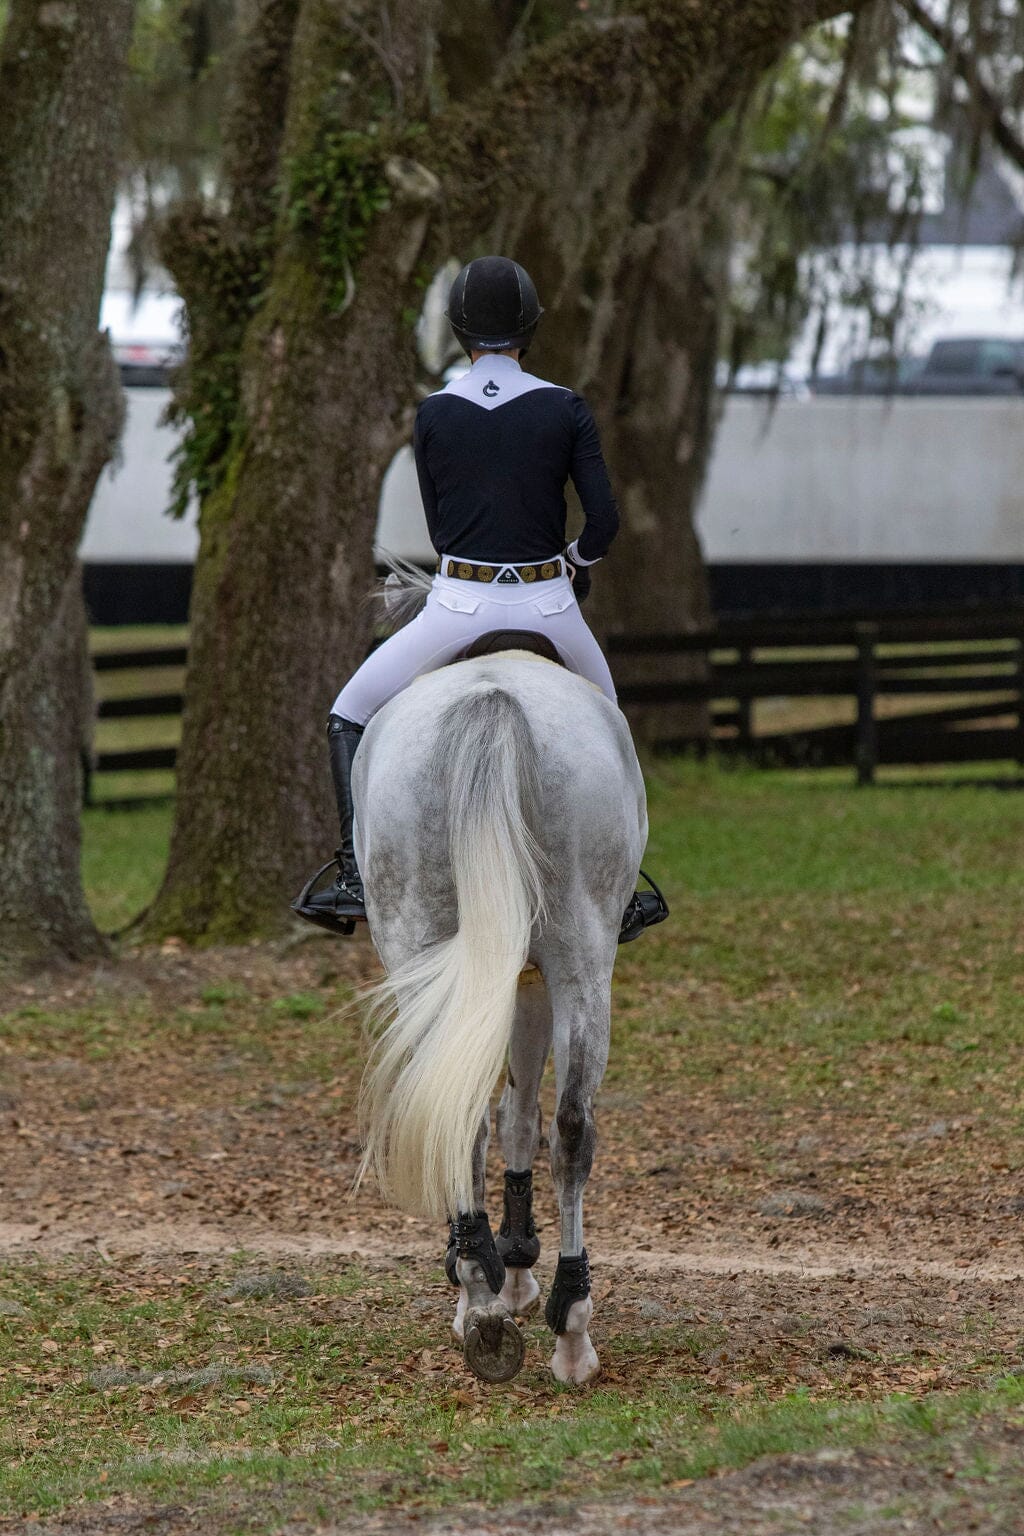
(566, 557, 592, 604)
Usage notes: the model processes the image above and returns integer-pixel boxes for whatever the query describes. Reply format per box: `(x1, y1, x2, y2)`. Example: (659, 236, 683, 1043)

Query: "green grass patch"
(3, 1257, 1023, 1521)
(81, 802, 173, 933)
(642, 757, 1024, 898)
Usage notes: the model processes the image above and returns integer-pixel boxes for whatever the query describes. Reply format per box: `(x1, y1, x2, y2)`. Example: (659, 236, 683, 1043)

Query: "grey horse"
(353, 618, 646, 1385)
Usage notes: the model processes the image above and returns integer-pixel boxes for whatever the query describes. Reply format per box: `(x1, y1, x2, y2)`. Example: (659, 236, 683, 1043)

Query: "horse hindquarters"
(358, 684, 547, 1225)
(358, 659, 646, 1385)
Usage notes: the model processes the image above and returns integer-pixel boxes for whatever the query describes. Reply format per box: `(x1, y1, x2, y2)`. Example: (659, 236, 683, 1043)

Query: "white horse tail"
(367, 550, 433, 634)
(359, 684, 549, 1222)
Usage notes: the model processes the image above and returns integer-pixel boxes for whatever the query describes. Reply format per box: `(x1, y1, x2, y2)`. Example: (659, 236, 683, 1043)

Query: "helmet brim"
(449, 321, 540, 357)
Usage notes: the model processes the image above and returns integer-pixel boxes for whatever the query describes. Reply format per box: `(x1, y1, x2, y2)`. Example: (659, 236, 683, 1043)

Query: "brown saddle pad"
(458, 629, 565, 666)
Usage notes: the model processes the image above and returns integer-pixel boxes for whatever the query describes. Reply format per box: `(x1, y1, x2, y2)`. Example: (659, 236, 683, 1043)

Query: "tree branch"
(221, 0, 301, 239)
(900, 0, 1024, 176)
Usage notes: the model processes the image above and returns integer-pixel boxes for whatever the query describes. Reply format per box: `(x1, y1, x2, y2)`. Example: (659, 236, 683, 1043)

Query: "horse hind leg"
(495, 979, 551, 1319)
(449, 1112, 489, 1343)
(545, 966, 611, 1386)
(447, 1114, 524, 1383)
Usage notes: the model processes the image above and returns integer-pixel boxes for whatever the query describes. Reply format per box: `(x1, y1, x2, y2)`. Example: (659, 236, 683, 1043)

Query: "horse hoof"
(463, 1310, 525, 1383)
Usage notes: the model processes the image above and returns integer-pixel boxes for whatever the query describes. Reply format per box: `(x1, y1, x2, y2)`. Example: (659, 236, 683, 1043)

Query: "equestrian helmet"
(445, 256, 543, 356)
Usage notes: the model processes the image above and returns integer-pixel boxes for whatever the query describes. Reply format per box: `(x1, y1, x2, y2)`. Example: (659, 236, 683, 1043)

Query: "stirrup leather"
(618, 868, 670, 946)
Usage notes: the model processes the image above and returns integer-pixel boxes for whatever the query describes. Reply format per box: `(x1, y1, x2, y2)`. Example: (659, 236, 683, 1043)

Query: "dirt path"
(3, 1217, 1024, 1285)
(4, 946, 1024, 1534)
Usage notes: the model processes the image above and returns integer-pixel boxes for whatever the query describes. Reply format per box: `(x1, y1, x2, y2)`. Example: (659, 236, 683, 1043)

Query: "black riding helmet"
(445, 256, 544, 357)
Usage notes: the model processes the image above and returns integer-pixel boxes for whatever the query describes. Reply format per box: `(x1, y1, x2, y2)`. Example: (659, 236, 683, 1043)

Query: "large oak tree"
(144, 0, 869, 943)
(0, 0, 137, 973)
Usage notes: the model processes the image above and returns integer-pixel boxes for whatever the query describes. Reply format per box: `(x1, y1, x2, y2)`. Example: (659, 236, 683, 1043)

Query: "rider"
(293, 255, 667, 943)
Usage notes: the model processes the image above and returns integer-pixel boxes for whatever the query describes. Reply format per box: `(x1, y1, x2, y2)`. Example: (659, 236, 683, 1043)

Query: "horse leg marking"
(499, 1264, 541, 1318)
(451, 1115, 493, 1341)
(496, 982, 551, 1171)
(545, 966, 611, 1385)
(551, 1295, 599, 1384)
(496, 980, 548, 1324)
(470, 1111, 490, 1208)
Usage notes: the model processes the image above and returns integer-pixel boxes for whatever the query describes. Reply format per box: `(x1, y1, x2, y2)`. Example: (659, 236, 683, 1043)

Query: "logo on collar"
(483, 380, 500, 397)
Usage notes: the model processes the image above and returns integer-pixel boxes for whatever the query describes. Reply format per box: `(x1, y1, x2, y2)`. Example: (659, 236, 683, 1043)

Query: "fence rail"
(88, 606, 1024, 801)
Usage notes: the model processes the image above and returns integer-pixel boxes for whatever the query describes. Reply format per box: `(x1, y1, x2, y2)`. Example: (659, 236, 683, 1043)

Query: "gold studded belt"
(439, 556, 566, 585)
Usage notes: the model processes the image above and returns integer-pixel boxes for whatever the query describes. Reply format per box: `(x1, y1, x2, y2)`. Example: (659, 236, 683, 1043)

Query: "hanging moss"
(161, 207, 269, 519)
(283, 125, 393, 312)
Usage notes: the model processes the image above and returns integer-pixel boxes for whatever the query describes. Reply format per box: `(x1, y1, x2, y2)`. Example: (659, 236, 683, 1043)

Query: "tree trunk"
(148, 0, 867, 941)
(589, 209, 722, 748)
(497, 6, 846, 745)
(144, 0, 438, 941)
(0, 0, 136, 973)
(516, 170, 728, 747)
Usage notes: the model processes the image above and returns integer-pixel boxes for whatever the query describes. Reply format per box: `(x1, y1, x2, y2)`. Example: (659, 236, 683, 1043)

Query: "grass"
(601, 761, 1024, 1144)
(78, 759, 1024, 1120)
(81, 802, 172, 931)
(80, 755, 1024, 929)
(642, 756, 1024, 897)
(3, 1255, 1024, 1523)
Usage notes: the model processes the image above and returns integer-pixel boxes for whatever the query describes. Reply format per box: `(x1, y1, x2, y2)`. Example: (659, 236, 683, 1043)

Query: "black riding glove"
(565, 556, 592, 605)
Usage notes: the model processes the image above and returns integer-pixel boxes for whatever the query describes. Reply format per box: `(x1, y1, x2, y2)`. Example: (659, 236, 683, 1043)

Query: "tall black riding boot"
(290, 715, 366, 933)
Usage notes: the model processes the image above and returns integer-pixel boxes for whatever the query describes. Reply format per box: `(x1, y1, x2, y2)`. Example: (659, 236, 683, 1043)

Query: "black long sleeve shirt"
(412, 354, 619, 565)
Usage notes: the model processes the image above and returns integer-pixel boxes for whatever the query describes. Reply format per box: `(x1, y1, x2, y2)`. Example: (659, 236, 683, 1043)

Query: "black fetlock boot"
(291, 715, 367, 934)
(495, 1169, 541, 1269)
(618, 868, 670, 946)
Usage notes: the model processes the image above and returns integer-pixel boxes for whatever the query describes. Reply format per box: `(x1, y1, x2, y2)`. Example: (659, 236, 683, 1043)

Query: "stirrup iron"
(290, 856, 357, 936)
(618, 867, 669, 946)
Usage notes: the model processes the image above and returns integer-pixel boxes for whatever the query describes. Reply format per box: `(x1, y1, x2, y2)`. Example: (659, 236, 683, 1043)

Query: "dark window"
(927, 340, 980, 375)
(978, 341, 1019, 375)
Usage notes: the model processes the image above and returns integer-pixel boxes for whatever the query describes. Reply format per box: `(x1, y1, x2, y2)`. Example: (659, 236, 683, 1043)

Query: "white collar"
(470, 353, 522, 373)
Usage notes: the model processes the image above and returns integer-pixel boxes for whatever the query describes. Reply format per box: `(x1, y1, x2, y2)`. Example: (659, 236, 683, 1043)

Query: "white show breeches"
(332, 561, 617, 727)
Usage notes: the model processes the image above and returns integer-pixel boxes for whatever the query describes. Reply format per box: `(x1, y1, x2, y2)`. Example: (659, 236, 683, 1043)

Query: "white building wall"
(81, 391, 1024, 569)
(80, 389, 199, 563)
(696, 396, 1024, 563)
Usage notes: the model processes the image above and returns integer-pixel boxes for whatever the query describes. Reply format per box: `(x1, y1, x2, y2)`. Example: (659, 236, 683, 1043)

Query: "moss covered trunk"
(0, 0, 136, 972)
(517, 172, 725, 747)
(145, 0, 435, 941)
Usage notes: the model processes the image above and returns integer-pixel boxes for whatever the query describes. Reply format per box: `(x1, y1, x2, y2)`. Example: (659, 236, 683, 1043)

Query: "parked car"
(811, 335, 1024, 395)
(903, 335, 1024, 394)
(810, 354, 923, 394)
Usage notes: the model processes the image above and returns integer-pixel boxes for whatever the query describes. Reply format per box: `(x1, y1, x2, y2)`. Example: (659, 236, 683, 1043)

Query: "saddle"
(458, 630, 566, 666)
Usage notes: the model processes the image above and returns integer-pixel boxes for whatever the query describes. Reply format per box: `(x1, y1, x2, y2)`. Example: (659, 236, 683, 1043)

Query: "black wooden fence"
(609, 609, 1024, 782)
(89, 607, 1024, 802)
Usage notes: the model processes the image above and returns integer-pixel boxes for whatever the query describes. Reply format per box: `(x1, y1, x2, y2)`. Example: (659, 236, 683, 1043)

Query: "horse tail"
(358, 685, 549, 1222)
(366, 550, 432, 634)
